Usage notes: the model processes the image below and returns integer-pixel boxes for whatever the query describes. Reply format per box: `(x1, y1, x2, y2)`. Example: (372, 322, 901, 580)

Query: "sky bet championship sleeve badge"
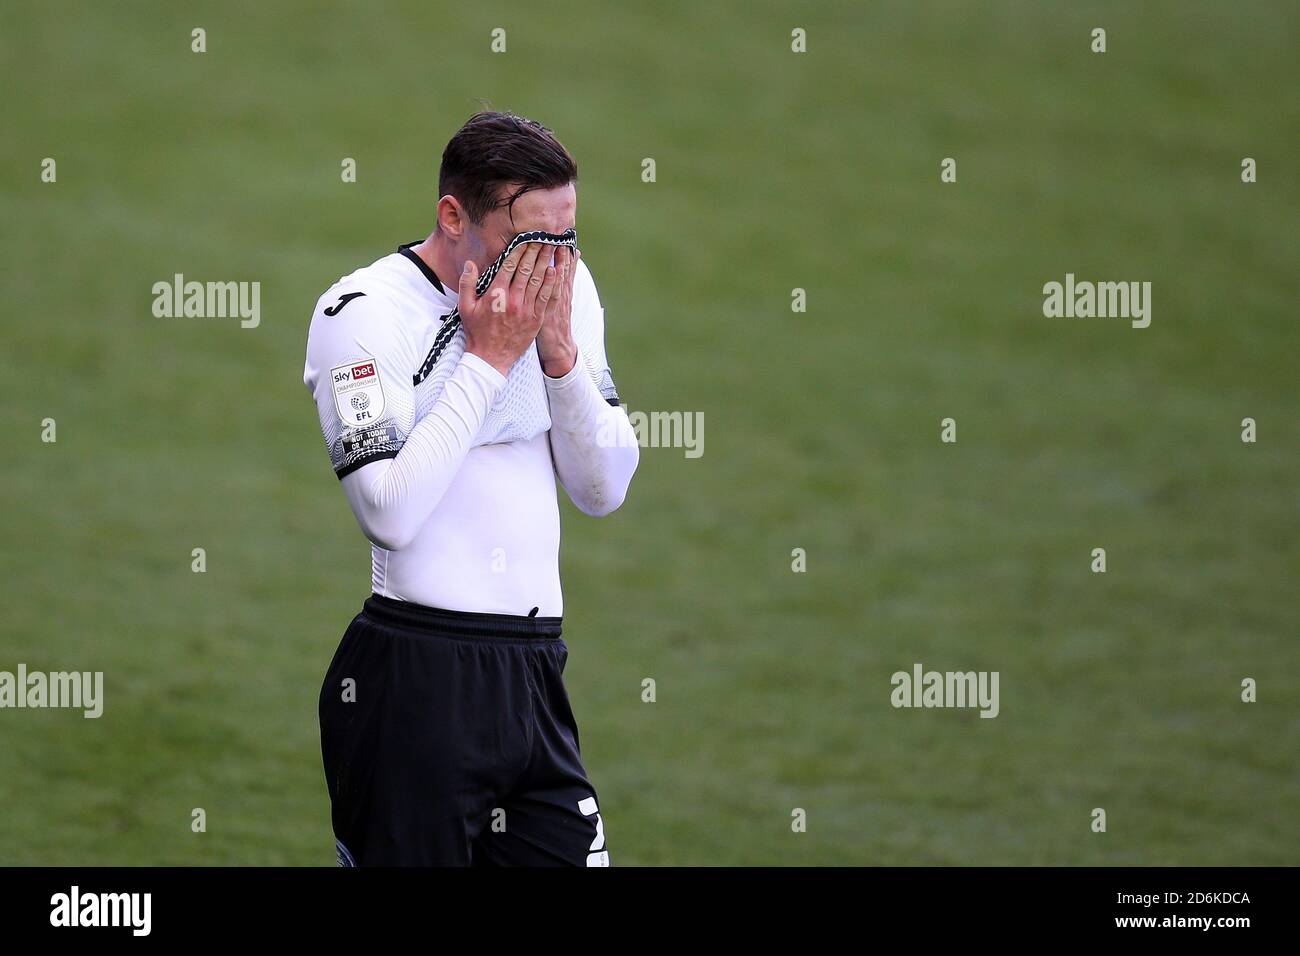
(330, 358, 386, 427)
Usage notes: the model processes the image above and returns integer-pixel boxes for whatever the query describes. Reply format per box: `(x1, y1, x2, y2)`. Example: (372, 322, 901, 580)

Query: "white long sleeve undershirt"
(338, 350, 638, 615)
(341, 353, 506, 552)
(544, 357, 640, 517)
(308, 247, 636, 616)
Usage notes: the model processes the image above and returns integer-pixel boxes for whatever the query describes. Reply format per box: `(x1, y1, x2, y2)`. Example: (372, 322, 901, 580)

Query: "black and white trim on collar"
(396, 240, 446, 294)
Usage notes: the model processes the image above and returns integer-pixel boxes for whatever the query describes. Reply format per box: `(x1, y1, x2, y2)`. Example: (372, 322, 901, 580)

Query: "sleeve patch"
(331, 359, 387, 427)
(334, 424, 402, 478)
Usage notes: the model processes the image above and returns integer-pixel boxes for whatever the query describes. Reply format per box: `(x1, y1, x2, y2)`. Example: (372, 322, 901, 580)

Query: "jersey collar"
(396, 240, 446, 295)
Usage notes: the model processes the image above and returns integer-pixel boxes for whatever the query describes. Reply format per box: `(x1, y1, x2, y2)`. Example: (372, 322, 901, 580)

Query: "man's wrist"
(460, 350, 510, 389)
(541, 344, 578, 378)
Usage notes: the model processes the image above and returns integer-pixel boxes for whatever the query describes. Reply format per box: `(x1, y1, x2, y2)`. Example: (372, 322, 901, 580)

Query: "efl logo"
(330, 357, 386, 426)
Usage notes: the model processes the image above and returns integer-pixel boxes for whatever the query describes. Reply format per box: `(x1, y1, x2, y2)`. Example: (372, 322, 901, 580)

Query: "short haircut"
(438, 111, 578, 226)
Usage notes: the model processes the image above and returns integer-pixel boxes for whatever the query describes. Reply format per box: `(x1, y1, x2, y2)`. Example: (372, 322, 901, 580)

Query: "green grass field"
(1, 0, 1296, 865)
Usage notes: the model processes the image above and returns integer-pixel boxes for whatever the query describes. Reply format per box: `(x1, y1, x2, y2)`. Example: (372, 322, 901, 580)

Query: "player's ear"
(435, 195, 467, 240)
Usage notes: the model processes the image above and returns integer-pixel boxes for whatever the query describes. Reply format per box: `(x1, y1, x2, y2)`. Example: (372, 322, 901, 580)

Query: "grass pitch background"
(1, 1, 1296, 865)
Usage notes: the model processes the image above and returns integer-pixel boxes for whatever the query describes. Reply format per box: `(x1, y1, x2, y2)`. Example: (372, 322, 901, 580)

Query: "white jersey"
(304, 240, 632, 617)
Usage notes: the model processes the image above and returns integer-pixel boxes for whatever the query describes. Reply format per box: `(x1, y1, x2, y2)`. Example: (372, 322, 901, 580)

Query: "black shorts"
(318, 594, 610, 866)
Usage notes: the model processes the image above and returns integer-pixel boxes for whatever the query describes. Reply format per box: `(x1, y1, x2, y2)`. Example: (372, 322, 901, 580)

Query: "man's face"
(465, 182, 577, 272)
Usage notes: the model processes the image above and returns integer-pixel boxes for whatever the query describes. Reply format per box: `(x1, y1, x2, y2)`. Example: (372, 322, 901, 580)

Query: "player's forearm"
(545, 359, 639, 517)
(342, 355, 505, 550)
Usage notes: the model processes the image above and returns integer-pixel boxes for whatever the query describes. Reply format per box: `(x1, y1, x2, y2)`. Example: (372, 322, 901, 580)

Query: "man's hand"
(460, 242, 559, 377)
(537, 247, 580, 378)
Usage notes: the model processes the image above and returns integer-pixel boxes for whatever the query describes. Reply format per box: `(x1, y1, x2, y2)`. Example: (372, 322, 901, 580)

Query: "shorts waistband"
(361, 594, 563, 640)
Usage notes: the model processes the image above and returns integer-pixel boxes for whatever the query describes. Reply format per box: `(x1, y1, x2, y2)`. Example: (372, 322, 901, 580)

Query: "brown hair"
(438, 111, 578, 225)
